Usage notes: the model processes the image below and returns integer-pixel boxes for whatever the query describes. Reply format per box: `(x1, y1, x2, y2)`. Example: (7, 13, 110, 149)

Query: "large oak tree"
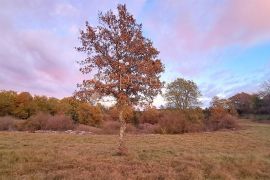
(76, 4, 164, 154)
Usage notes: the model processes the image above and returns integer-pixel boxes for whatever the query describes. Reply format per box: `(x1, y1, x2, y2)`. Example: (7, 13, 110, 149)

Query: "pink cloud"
(203, 0, 270, 49)
(0, 17, 82, 97)
(146, 0, 270, 52)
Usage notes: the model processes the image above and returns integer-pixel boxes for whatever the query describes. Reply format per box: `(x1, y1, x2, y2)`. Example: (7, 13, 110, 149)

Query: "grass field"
(0, 119, 270, 180)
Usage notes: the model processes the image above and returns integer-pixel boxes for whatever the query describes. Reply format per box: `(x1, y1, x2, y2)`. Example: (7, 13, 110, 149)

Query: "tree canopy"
(76, 4, 164, 107)
(164, 78, 201, 110)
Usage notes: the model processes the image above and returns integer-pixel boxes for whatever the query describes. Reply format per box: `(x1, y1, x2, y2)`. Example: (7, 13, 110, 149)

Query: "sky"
(0, 0, 270, 107)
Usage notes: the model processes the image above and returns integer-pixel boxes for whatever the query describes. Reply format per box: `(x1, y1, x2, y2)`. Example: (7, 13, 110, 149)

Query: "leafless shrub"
(102, 121, 121, 134)
(137, 123, 159, 134)
(0, 116, 16, 130)
(21, 112, 74, 131)
(24, 112, 51, 131)
(45, 114, 74, 131)
(156, 111, 187, 134)
(139, 107, 160, 124)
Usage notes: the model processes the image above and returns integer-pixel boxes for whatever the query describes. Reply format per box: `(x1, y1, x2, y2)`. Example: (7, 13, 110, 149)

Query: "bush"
(208, 108, 239, 130)
(139, 107, 160, 124)
(22, 112, 74, 131)
(183, 109, 204, 132)
(137, 123, 159, 134)
(126, 123, 137, 133)
(23, 112, 50, 131)
(45, 114, 74, 131)
(102, 120, 120, 134)
(101, 120, 137, 134)
(156, 111, 187, 134)
(154, 110, 204, 134)
(0, 116, 16, 130)
(219, 114, 238, 129)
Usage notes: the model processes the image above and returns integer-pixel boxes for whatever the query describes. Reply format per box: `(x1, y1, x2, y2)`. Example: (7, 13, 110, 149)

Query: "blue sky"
(0, 0, 269, 107)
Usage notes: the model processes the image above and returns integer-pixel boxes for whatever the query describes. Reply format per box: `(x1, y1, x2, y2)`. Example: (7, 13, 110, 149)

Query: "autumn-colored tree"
(60, 97, 81, 122)
(47, 97, 60, 115)
(77, 103, 103, 126)
(211, 96, 237, 115)
(0, 90, 17, 116)
(229, 92, 253, 114)
(14, 92, 34, 119)
(209, 96, 238, 130)
(76, 4, 164, 154)
(165, 78, 201, 110)
(32, 95, 49, 113)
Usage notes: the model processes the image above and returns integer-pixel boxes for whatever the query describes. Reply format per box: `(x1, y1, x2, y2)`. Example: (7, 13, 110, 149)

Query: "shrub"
(156, 111, 187, 134)
(0, 116, 16, 130)
(155, 110, 204, 134)
(139, 107, 160, 124)
(22, 112, 74, 131)
(183, 109, 204, 132)
(137, 123, 159, 134)
(14, 120, 27, 131)
(24, 112, 51, 131)
(101, 120, 137, 134)
(219, 114, 238, 129)
(126, 123, 137, 133)
(77, 103, 103, 126)
(208, 108, 239, 130)
(102, 121, 120, 134)
(45, 114, 74, 131)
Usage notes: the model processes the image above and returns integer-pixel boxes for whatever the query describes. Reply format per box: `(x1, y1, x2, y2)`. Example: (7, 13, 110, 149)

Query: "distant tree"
(164, 78, 201, 110)
(14, 92, 34, 119)
(76, 4, 164, 154)
(47, 97, 60, 116)
(210, 96, 237, 115)
(259, 80, 270, 114)
(77, 103, 103, 126)
(60, 97, 81, 123)
(0, 90, 17, 116)
(229, 92, 253, 114)
(259, 79, 270, 98)
(33, 95, 49, 113)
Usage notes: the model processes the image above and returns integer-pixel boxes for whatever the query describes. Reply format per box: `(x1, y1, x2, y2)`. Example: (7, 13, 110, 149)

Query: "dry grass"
(0, 119, 270, 179)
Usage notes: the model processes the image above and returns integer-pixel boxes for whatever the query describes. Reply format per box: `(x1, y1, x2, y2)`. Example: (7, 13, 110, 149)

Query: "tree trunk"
(118, 109, 128, 155)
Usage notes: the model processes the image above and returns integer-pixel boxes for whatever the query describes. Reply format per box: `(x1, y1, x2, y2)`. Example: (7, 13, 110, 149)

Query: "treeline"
(229, 92, 270, 116)
(0, 90, 102, 124)
(1, 79, 270, 133)
(0, 90, 239, 133)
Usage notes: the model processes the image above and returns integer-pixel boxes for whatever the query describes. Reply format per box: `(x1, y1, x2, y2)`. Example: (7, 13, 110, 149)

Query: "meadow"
(0, 119, 270, 180)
